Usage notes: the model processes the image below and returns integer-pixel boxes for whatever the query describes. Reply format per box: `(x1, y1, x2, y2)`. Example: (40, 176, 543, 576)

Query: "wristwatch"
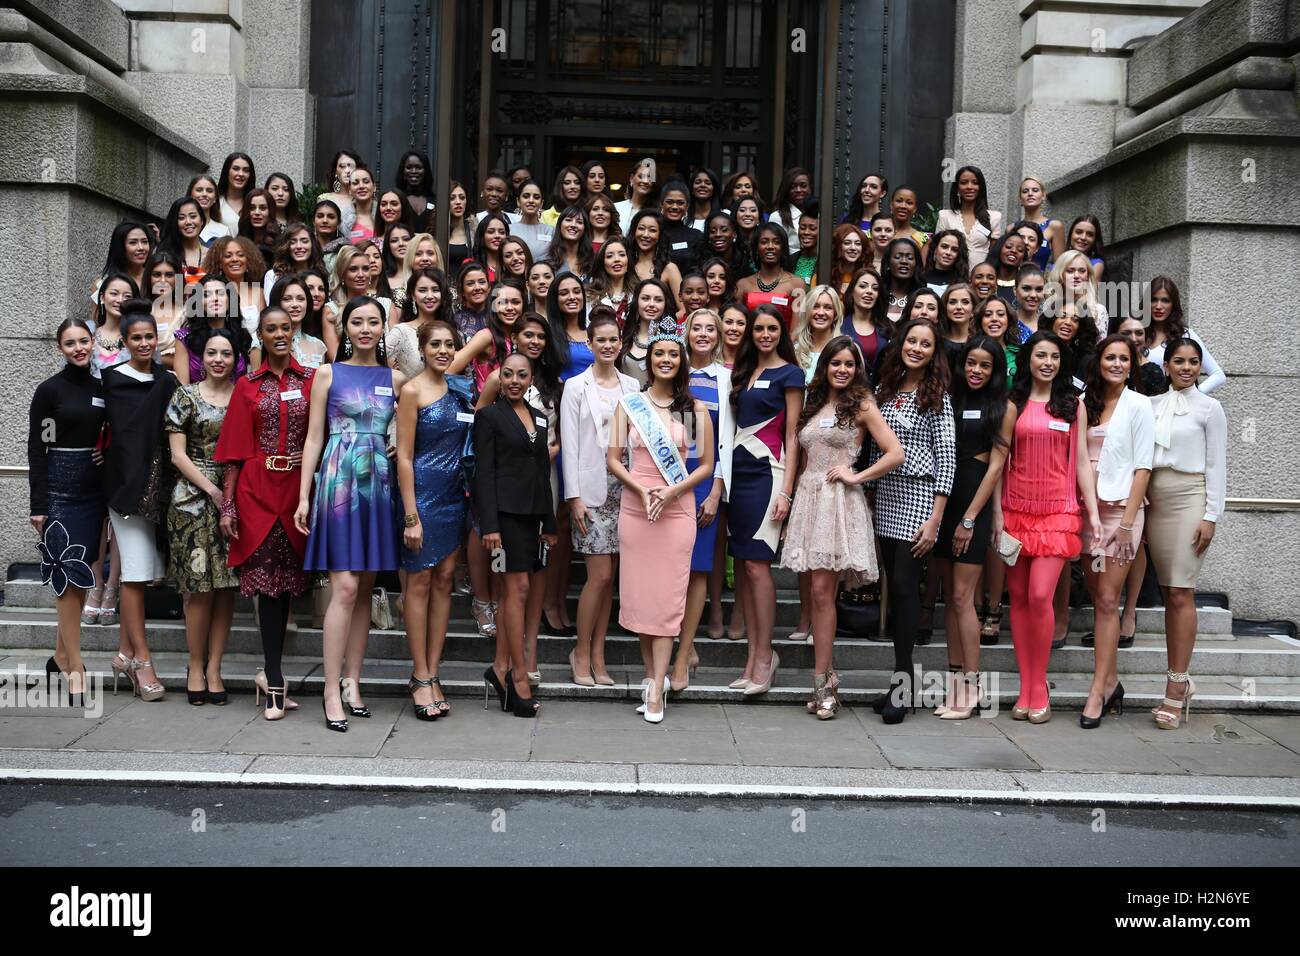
(404, 513, 419, 528)
(961, 517, 975, 530)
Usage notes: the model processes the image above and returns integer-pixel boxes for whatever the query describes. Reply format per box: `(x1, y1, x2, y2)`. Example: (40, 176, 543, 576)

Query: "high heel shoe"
(637, 676, 671, 714)
(935, 665, 961, 717)
(541, 613, 577, 637)
(787, 629, 811, 644)
(262, 683, 287, 721)
(130, 658, 165, 702)
(880, 675, 916, 725)
(568, 649, 595, 687)
(81, 586, 103, 626)
(408, 674, 440, 721)
(728, 675, 750, 690)
(939, 672, 981, 720)
(744, 651, 779, 696)
(321, 698, 348, 732)
(185, 666, 207, 706)
(111, 652, 135, 696)
(706, 624, 725, 640)
(527, 670, 542, 688)
(1028, 703, 1052, 724)
(472, 599, 497, 637)
(98, 586, 119, 627)
(430, 675, 450, 717)
(505, 671, 540, 718)
(592, 667, 616, 687)
(483, 665, 508, 711)
(1105, 681, 1125, 715)
(254, 669, 298, 710)
(1154, 671, 1195, 730)
(44, 656, 60, 693)
(807, 670, 840, 720)
(641, 677, 665, 724)
(979, 606, 1002, 646)
(1079, 689, 1105, 729)
(339, 677, 371, 718)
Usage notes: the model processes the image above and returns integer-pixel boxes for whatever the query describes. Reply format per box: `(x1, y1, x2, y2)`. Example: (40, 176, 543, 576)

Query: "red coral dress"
(1001, 399, 1082, 559)
(214, 359, 315, 597)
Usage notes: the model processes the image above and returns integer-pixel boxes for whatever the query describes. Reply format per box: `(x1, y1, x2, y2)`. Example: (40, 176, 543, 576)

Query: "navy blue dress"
(728, 363, 804, 561)
(687, 367, 722, 571)
(401, 391, 471, 571)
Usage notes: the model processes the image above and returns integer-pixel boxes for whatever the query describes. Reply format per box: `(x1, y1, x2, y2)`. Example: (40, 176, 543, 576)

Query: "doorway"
(549, 138, 706, 197)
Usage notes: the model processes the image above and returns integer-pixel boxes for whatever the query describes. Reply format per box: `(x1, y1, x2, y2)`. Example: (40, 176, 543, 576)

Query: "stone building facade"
(1, 0, 1296, 623)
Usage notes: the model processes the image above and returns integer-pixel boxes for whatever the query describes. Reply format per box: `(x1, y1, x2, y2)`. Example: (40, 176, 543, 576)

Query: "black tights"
(880, 537, 922, 701)
(258, 594, 293, 687)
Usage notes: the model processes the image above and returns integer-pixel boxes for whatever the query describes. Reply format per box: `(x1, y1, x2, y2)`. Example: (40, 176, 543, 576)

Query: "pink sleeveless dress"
(1001, 399, 1082, 559)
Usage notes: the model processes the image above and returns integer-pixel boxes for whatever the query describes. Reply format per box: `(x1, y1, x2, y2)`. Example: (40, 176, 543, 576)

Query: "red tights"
(1007, 554, 1066, 710)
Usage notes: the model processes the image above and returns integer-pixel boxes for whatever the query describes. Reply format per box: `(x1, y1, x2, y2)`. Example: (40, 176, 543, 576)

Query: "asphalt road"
(1, 783, 1296, 866)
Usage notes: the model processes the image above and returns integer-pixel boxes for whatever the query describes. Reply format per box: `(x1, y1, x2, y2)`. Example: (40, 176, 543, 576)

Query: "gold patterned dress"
(164, 385, 240, 593)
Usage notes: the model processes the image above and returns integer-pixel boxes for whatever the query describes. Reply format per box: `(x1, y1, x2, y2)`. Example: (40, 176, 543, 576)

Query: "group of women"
(29, 152, 1226, 731)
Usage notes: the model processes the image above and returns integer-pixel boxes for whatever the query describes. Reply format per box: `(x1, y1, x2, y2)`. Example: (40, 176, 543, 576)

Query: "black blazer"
(473, 400, 556, 535)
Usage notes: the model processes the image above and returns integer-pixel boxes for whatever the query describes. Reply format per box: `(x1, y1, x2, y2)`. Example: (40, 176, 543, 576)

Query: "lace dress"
(779, 404, 879, 583)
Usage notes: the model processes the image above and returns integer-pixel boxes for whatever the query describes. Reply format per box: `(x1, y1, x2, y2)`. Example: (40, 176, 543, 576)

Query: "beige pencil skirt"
(1144, 468, 1207, 589)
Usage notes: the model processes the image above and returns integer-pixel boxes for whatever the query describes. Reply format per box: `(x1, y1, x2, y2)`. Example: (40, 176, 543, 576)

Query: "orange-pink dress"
(618, 419, 695, 636)
(1001, 399, 1082, 559)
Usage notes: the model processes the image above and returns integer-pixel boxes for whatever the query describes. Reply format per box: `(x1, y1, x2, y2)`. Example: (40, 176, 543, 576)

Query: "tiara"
(646, 314, 686, 348)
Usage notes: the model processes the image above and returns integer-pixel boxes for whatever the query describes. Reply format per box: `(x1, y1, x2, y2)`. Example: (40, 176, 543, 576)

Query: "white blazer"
(1095, 387, 1155, 503)
(560, 366, 640, 507)
(693, 363, 735, 500)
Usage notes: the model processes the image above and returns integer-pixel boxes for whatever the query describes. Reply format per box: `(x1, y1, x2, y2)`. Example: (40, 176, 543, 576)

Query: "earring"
(333, 178, 342, 193)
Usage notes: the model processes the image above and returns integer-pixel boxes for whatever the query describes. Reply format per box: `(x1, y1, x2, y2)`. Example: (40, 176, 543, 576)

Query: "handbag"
(835, 580, 882, 639)
(997, 530, 1023, 567)
(447, 373, 476, 484)
(370, 586, 394, 630)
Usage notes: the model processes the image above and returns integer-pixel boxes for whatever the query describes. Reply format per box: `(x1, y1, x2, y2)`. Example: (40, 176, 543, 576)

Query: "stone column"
(0, 2, 207, 577)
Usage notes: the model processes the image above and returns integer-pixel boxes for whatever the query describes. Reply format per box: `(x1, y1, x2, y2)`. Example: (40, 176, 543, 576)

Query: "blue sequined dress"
(401, 391, 471, 571)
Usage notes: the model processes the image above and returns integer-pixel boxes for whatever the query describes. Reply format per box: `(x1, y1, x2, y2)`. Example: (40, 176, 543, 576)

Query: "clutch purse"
(997, 530, 1023, 567)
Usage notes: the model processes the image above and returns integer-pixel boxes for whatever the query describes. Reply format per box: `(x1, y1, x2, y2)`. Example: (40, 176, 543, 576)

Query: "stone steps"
(0, 606, 1284, 678)
(2, 647, 1296, 713)
(0, 578, 1235, 635)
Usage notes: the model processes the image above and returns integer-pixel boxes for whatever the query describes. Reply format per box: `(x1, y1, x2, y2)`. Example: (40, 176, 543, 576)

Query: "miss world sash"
(621, 392, 688, 487)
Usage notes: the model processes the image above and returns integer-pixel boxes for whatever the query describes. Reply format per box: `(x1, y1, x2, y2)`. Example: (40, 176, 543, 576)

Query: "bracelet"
(778, 492, 793, 503)
(1119, 524, 1134, 532)
(404, 513, 420, 528)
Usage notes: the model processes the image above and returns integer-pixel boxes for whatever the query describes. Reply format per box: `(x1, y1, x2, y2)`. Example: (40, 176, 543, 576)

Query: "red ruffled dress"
(1001, 399, 1081, 559)
(214, 359, 315, 597)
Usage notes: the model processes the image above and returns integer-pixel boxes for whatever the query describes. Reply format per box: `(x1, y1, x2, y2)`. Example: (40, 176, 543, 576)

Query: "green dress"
(164, 385, 240, 593)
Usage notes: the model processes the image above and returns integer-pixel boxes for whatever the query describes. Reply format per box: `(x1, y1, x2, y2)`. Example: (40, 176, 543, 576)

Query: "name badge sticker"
(973, 223, 991, 238)
(375, 385, 393, 397)
(672, 241, 689, 251)
(539, 232, 553, 243)
(819, 417, 835, 428)
(772, 296, 789, 306)
(157, 323, 170, 333)
(91, 396, 106, 408)
(280, 389, 303, 401)
(754, 380, 770, 389)
(535, 416, 548, 428)
(962, 409, 981, 420)
(1071, 376, 1085, 391)
(1048, 419, 1071, 433)
(455, 411, 475, 424)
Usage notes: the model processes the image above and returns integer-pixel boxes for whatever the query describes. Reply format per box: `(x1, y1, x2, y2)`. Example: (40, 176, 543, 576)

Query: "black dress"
(935, 397, 996, 565)
(102, 361, 178, 522)
(27, 364, 107, 593)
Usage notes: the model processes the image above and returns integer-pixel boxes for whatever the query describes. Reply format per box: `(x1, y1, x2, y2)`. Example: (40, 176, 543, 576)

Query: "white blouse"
(1095, 387, 1155, 503)
(1150, 385, 1228, 523)
(936, 208, 1004, 272)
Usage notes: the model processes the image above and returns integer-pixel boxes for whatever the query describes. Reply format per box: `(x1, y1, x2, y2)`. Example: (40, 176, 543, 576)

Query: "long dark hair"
(337, 294, 388, 363)
(157, 197, 205, 263)
(701, 256, 735, 305)
(548, 165, 584, 211)
(486, 278, 527, 371)
(687, 166, 721, 220)
(270, 222, 325, 277)
(471, 211, 511, 271)
(1146, 275, 1186, 345)
(948, 165, 992, 232)
(548, 272, 589, 368)
(627, 209, 672, 279)
(1068, 214, 1106, 260)
(217, 151, 256, 202)
(729, 303, 799, 408)
(1009, 331, 1077, 422)
(621, 277, 678, 366)
(263, 172, 302, 223)
(298, 266, 330, 341)
(925, 229, 971, 285)
(185, 275, 250, 363)
(378, 188, 419, 232)
(587, 237, 632, 297)
(312, 199, 343, 244)
(187, 174, 221, 225)
(400, 267, 451, 324)
(845, 171, 888, 225)
(798, 335, 872, 432)
(269, 275, 313, 336)
(773, 167, 812, 231)
(100, 222, 151, 279)
(846, 267, 889, 328)
(518, 312, 564, 409)
(951, 336, 1009, 449)
(875, 318, 949, 414)
(579, 159, 609, 200)
(1083, 334, 1140, 426)
(544, 204, 595, 277)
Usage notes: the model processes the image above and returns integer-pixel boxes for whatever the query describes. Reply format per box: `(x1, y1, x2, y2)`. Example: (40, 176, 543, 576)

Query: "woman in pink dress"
(607, 317, 716, 724)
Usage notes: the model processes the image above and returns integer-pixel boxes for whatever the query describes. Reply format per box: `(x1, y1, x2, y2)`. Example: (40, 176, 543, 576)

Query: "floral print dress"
(164, 385, 240, 592)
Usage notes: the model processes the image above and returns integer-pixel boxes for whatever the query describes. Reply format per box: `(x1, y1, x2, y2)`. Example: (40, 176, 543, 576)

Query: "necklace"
(634, 337, 649, 350)
(648, 393, 673, 409)
(756, 272, 782, 293)
(888, 293, 908, 308)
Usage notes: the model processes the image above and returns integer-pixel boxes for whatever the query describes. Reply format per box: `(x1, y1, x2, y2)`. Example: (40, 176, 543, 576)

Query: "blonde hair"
(685, 308, 722, 364)
(1048, 250, 1099, 310)
(793, 284, 844, 372)
(402, 232, 444, 274)
(329, 245, 366, 306)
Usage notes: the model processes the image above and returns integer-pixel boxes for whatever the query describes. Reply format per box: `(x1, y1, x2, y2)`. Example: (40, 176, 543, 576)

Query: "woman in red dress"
(215, 307, 315, 720)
